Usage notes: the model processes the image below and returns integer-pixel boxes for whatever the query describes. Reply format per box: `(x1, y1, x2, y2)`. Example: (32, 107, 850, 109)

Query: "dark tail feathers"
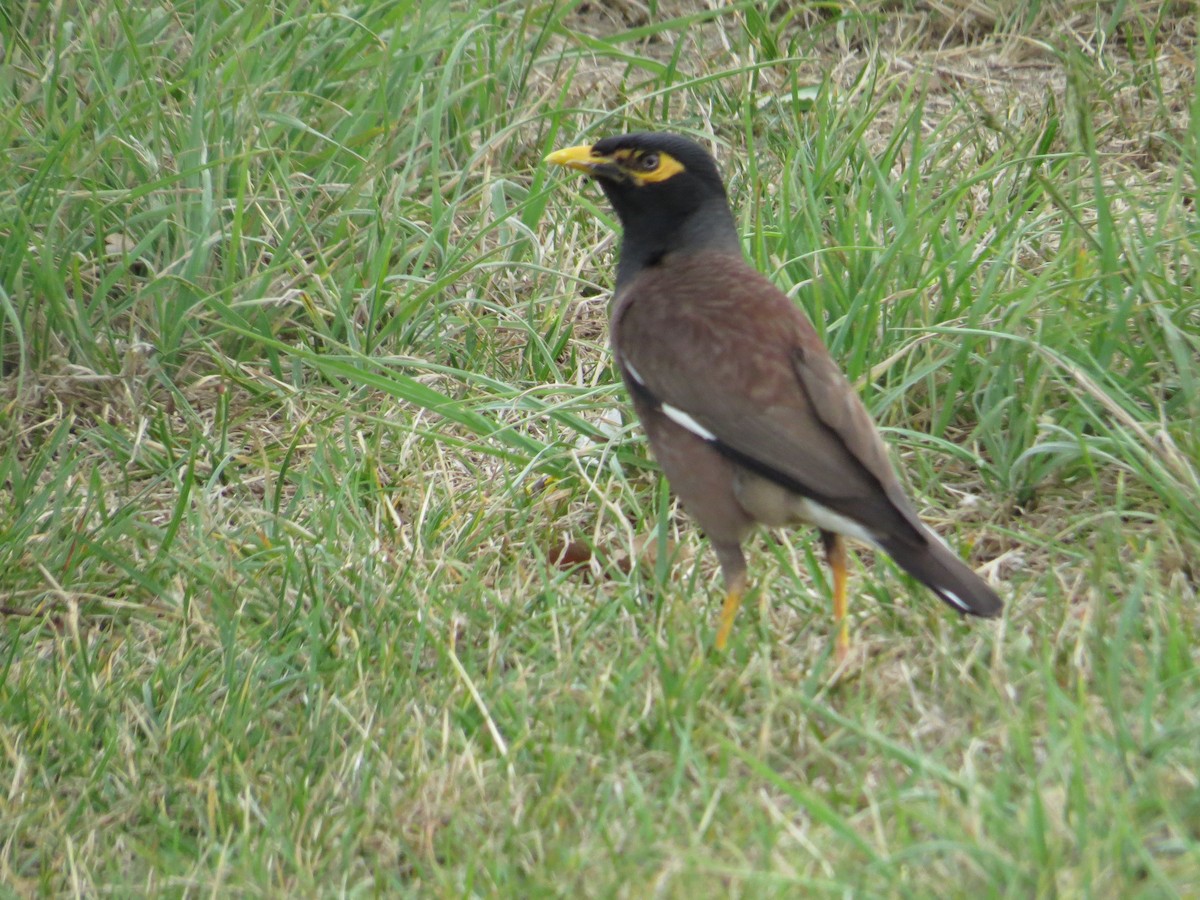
(882, 532, 1002, 618)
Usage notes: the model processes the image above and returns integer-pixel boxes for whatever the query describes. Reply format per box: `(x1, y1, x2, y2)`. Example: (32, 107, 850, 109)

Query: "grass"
(2, 0, 1198, 894)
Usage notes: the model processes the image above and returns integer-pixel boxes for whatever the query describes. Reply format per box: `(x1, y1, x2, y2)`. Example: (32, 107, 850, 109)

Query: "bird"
(545, 132, 1002, 659)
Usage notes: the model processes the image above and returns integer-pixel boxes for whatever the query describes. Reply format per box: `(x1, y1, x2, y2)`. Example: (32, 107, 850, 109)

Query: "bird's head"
(546, 133, 739, 281)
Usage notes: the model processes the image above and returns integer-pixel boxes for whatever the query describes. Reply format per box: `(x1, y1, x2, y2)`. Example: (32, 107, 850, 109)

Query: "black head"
(546, 132, 740, 285)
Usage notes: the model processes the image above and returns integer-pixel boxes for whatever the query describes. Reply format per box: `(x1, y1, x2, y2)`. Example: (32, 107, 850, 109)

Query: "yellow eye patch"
(612, 148, 686, 184)
(545, 143, 687, 185)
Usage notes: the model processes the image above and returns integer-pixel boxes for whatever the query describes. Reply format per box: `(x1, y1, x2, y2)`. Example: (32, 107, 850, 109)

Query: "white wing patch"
(661, 403, 717, 442)
(618, 355, 716, 441)
(622, 360, 647, 386)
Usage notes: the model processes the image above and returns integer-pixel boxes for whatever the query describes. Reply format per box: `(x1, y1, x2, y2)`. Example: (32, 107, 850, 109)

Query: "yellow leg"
(714, 586, 743, 651)
(825, 533, 850, 663)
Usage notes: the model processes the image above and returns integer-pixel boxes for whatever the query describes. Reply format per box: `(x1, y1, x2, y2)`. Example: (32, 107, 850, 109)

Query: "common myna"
(546, 132, 1002, 658)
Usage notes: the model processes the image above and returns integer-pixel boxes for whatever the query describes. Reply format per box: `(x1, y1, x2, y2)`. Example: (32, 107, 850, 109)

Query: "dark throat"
(610, 194, 741, 290)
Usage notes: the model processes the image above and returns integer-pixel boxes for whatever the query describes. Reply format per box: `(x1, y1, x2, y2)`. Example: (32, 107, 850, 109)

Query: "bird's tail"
(882, 531, 1002, 618)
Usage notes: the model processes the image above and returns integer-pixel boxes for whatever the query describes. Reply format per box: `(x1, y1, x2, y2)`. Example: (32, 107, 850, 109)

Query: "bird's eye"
(638, 152, 660, 171)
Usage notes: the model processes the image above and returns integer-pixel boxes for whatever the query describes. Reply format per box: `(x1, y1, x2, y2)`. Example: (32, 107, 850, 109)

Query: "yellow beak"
(545, 144, 601, 172)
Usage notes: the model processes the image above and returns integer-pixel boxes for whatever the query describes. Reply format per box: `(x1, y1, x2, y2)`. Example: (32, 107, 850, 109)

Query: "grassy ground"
(2, 0, 1199, 895)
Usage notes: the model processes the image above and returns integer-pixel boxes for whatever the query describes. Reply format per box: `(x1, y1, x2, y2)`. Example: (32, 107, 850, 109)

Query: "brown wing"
(613, 251, 927, 547)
